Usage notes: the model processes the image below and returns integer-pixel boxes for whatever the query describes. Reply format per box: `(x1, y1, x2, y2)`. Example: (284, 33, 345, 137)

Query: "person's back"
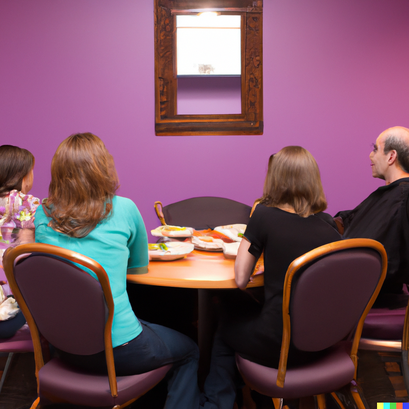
(35, 195, 145, 347)
(227, 204, 341, 368)
(336, 126, 409, 302)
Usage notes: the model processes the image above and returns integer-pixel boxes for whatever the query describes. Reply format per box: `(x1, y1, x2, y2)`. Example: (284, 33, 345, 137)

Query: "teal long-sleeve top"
(35, 196, 149, 348)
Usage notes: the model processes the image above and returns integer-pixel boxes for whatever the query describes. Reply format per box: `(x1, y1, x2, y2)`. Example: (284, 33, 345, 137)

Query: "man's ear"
(387, 149, 398, 165)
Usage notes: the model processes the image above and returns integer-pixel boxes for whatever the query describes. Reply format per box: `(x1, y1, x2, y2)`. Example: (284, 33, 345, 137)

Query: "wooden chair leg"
(30, 397, 40, 409)
(330, 392, 347, 409)
(350, 380, 368, 409)
(315, 394, 326, 409)
(272, 397, 283, 409)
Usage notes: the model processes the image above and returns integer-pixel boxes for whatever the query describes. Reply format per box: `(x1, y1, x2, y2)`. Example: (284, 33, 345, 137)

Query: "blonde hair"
(259, 146, 327, 217)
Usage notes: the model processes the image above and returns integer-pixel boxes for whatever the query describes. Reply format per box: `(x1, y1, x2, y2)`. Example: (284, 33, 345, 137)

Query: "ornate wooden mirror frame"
(155, 0, 263, 136)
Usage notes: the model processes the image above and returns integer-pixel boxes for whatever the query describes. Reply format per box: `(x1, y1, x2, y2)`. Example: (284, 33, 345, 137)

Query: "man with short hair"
(335, 126, 409, 305)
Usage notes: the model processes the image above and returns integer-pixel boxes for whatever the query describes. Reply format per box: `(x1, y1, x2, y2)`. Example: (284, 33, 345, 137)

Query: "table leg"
(198, 289, 218, 387)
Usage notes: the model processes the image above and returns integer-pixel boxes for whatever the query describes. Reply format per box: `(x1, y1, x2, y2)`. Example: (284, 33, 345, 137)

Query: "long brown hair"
(45, 133, 119, 238)
(259, 146, 327, 217)
(0, 145, 35, 197)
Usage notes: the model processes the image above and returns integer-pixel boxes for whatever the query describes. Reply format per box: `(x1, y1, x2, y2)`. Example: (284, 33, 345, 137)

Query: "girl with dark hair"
(34, 133, 200, 409)
(201, 146, 341, 409)
(0, 144, 39, 338)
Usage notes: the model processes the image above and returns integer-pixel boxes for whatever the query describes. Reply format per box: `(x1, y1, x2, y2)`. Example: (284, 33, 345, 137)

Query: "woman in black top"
(201, 146, 341, 409)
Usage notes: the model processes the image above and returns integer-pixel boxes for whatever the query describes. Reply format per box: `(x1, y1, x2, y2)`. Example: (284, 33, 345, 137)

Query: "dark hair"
(259, 146, 327, 217)
(45, 133, 119, 238)
(0, 145, 35, 197)
(383, 134, 409, 173)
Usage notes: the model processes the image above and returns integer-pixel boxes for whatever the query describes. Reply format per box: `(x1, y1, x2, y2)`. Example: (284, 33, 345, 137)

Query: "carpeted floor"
(0, 349, 407, 409)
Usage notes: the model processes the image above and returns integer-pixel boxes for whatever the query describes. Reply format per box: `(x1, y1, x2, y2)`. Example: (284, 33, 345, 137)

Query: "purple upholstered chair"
(402, 304, 409, 396)
(0, 266, 34, 394)
(358, 285, 409, 395)
(359, 305, 407, 352)
(235, 239, 387, 409)
(3, 243, 172, 409)
(154, 196, 251, 230)
(0, 324, 34, 393)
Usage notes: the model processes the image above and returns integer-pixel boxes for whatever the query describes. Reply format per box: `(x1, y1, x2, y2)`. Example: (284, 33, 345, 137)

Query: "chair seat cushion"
(39, 358, 171, 406)
(0, 324, 33, 353)
(361, 307, 406, 340)
(236, 344, 355, 399)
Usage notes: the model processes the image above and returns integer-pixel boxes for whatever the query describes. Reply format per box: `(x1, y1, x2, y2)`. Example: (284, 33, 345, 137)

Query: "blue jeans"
(60, 320, 201, 409)
(0, 310, 26, 339)
(201, 333, 242, 409)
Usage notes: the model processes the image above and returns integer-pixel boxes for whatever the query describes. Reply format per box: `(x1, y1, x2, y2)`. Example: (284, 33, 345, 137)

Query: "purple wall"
(1, 0, 409, 241)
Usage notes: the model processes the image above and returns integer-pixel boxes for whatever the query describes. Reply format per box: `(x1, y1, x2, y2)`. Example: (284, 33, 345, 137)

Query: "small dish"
(151, 225, 194, 238)
(191, 236, 224, 252)
(222, 242, 240, 259)
(148, 242, 194, 261)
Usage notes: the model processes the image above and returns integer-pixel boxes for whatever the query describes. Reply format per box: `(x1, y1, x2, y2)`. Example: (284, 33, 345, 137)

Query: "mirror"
(154, 0, 263, 135)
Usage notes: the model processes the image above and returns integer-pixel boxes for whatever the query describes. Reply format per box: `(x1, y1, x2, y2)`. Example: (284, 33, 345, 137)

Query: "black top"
(336, 178, 409, 291)
(220, 205, 341, 368)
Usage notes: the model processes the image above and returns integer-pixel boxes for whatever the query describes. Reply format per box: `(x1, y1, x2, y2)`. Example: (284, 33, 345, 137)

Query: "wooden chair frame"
(274, 238, 387, 409)
(3, 243, 125, 408)
(154, 201, 166, 225)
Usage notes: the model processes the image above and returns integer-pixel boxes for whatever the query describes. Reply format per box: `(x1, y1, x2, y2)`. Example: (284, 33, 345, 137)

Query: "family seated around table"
(0, 145, 39, 339)
(1, 125, 409, 408)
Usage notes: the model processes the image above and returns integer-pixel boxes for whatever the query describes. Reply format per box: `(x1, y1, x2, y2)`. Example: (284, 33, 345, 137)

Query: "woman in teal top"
(35, 133, 200, 409)
(35, 195, 145, 348)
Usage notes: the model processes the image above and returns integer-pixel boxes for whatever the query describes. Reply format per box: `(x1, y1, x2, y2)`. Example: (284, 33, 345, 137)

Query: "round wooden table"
(127, 249, 264, 382)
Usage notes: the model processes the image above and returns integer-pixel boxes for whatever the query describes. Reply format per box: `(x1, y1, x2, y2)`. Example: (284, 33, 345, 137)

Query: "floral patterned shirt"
(0, 190, 40, 264)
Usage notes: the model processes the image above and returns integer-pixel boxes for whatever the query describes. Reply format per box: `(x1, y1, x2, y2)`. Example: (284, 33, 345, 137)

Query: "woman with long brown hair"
(35, 133, 200, 409)
(201, 146, 341, 409)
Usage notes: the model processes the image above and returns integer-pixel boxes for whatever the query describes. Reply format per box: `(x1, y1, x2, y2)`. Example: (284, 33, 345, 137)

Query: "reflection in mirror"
(176, 14, 241, 76)
(176, 14, 242, 115)
(154, 0, 263, 136)
(177, 76, 242, 115)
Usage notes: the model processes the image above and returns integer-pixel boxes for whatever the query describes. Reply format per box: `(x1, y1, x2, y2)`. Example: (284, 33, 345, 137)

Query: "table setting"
(149, 223, 246, 260)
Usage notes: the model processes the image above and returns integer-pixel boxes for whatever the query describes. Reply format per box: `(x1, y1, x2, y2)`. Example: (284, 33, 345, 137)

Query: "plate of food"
(151, 225, 194, 238)
(191, 235, 224, 251)
(214, 224, 246, 242)
(148, 242, 194, 261)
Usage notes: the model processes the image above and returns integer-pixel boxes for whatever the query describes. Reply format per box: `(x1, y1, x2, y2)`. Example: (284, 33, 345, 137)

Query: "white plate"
(214, 224, 246, 242)
(151, 225, 194, 238)
(191, 236, 224, 252)
(148, 242, 194, 261)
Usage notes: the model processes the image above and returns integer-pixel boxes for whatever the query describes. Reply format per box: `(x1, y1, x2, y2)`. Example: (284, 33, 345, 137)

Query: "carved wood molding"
(155, 0, 263, 135)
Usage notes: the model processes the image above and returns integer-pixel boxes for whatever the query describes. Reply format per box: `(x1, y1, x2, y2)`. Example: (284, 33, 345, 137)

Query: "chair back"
(154, 197, 251, 229)
(290, 248, 383, 351)
(14, 253, 107, 355)
(277, 239, 387, 386)
(3, 243, 118, 395)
